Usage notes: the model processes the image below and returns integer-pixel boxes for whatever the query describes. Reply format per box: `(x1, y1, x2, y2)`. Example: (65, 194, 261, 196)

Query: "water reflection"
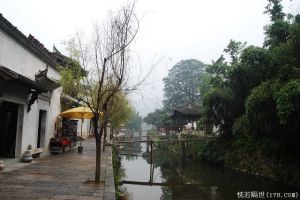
(117, 133, 298, 200)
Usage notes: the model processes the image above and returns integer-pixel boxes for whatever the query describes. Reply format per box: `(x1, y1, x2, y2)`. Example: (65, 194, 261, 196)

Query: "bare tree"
(71, 2, 141, 182)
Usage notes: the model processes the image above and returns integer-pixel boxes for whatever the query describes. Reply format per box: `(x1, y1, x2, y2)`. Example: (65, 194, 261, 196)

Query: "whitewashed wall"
(0, 29, 62, 157)
(76, 119, 91, 139)
(18, 88, 62, 156)
(0, 30, 60, 80)
(44, 87, 62, 153)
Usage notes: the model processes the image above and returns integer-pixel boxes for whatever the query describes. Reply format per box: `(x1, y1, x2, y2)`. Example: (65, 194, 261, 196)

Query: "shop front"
(0, 100, 18, 158)
(0, 13, 62, 158)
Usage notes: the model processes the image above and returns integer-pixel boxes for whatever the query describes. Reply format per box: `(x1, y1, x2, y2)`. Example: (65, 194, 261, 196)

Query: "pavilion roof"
(171, 103, 202, 117)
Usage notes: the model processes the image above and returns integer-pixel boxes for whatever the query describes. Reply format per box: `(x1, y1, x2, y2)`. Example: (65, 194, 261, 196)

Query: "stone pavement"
(0, 139, 115, 200)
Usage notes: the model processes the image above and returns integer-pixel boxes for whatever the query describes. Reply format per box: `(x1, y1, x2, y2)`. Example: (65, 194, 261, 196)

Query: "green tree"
(264, 0, 288, 48)
(274, 79, 300, 128)
(126, 111, 143, 131)
(264, 0, 285, 22)
(198, 73, 213, 103)
(102, 93, 133, 151)
(201, 3, 300, 138)
(58, 60, 85, 98)
(163, 59, 206, 110)
(109, 93, 133, 129)
(197, 0, 300, 186)
(224, 39, 247, 65)
(143, 108, 171, 130)
(202, 0, 300, 137)
(202, 54, 234, 135)
(245, 80, 281, 136)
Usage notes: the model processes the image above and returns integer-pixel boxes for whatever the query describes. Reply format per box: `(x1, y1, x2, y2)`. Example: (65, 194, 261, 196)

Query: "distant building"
(0, 14, 61, 158)
(169, 104, 202, 132)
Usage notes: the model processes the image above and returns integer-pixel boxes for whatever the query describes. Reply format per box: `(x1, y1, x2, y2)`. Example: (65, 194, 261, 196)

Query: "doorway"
(0, 101, 19, 158)
(37, 110, 47, 149)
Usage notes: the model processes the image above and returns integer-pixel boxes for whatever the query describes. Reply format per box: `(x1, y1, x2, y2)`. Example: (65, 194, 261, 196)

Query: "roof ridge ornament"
(35, 66, 48, 80)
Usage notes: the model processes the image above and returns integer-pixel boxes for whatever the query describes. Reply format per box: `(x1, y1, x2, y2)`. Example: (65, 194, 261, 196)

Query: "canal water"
(116, 134, 298, 200)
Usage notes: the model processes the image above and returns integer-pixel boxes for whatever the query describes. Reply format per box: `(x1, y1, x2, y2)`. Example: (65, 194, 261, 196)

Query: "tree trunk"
(111, 127, 114, 140)
(94, 118, 102, 182)
(102, 123, 107, 151)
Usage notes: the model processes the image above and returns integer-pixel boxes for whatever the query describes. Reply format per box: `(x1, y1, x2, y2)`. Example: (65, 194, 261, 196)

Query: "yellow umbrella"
(59, 106, 94, 148)
(60, 106, 94, 119)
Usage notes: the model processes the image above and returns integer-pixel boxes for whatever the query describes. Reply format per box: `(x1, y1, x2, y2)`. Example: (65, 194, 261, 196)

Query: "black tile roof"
(0, 65, 48, 92)
(172, 103, 202, 116)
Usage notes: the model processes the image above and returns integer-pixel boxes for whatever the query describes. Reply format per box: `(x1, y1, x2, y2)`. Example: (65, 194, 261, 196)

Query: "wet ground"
(0, 139, 115, 200)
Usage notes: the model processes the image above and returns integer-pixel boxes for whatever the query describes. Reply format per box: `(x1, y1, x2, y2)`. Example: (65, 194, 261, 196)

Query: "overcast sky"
(1, 0, 299, 116)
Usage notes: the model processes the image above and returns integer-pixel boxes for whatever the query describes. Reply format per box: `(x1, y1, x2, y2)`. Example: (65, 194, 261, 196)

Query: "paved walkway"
(0, 139, 115, 200)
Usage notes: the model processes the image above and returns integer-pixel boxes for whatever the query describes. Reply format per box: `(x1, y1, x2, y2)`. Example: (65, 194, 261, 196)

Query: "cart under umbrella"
(59, 106, 94, 152)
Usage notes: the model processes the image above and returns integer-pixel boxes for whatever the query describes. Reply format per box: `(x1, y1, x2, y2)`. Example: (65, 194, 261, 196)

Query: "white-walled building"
(0, 14, 62, 158)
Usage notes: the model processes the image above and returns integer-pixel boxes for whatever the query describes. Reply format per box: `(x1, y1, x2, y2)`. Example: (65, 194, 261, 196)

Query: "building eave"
(35, 67, 60, 91)
(0, 65, 48, 93)
(60, 93, 81, 110)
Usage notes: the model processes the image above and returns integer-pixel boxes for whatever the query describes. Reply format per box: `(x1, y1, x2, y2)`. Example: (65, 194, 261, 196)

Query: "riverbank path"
(0, 139, 115, 200)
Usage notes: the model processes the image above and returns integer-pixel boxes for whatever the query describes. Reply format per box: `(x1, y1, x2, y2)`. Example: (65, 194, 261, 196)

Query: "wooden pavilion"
(169, 104, 202, 132)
